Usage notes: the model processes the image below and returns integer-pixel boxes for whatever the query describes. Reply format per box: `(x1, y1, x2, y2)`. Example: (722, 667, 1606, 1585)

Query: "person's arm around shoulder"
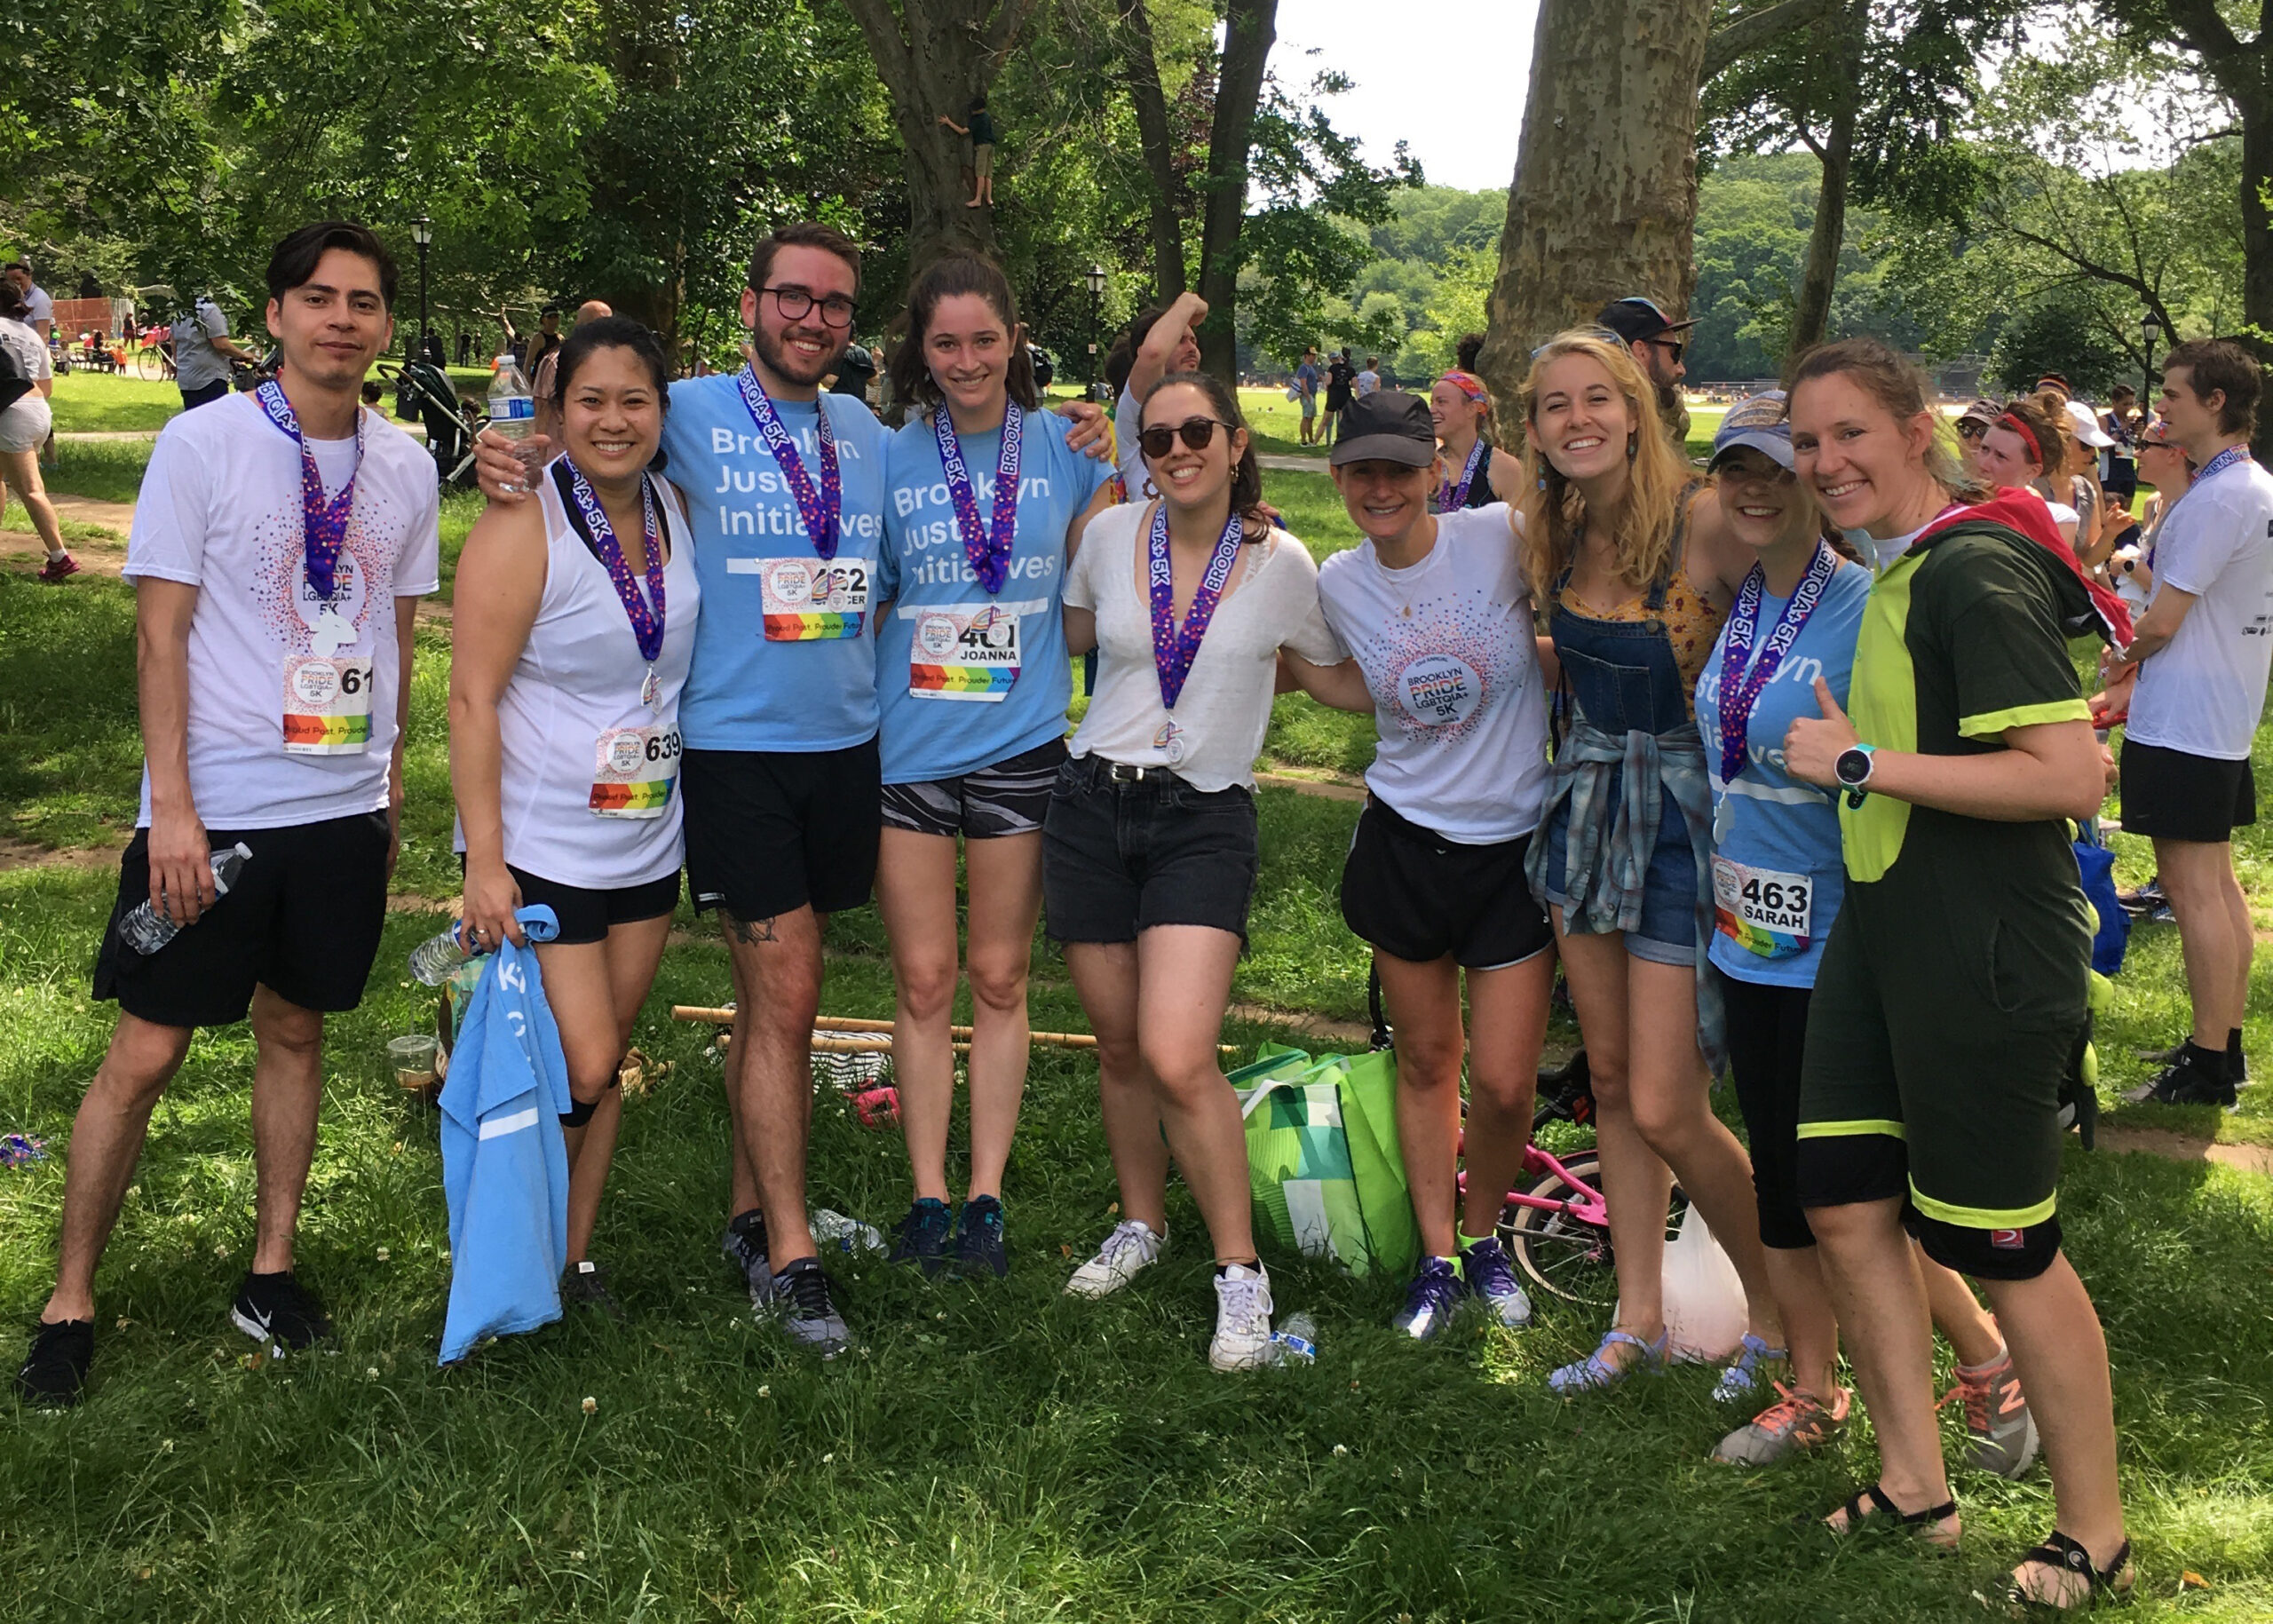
(1683, 485, 1754, 610)
(1061, 498, 1106, 656)
(448, 497, 550, 947)
(1059, 414, 1119, 563)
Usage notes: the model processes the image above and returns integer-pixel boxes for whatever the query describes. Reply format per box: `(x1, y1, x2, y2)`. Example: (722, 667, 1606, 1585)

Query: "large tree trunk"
(1477, 0, 1712, 443)
(1193, 0, 1276, 384)
(1786, 4, 1863, 365)
(2244, 103, 2273, 463)
(838, 0, 1042, 287)
(1117, 0, 1186, 299)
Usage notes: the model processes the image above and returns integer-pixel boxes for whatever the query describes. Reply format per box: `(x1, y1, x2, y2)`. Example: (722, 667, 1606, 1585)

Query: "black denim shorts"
(1041, 756, 1259, 947)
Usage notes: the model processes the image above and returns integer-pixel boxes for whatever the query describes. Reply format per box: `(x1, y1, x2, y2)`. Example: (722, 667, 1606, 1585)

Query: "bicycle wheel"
(1501, 1153, 1687, 1309)
(137, 346, 162, 381)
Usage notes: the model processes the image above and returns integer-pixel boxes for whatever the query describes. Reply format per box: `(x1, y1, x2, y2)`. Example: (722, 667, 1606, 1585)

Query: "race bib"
(756, 556, 868, 640)
(909, 606, 1020, 701)
(281, 654, 373, 754)
(590, 725, 680, 819)
(1711, 855, 1813, 960)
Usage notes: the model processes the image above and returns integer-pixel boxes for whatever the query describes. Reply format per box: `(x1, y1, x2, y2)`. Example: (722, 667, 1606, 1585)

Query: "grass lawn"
(44, 371, 183, 433)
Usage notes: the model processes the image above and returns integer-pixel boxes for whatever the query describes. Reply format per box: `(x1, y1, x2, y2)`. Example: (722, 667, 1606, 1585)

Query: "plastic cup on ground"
(387, 1034, 441, 1093)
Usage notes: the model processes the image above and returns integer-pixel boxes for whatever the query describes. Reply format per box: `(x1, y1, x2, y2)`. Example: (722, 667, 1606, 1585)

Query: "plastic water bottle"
(408, 920, 478, 986)
(1270, 1311, 1319, 1366)
(117, 843, 252, 955)
(811, 1209, 887, 1255)
(487, 353, 539, 477)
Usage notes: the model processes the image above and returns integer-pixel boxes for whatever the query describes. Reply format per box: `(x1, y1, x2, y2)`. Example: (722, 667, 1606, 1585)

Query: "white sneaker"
(1064, 1219, 1164, 1298)
(1208, 1263, 1275, 1372)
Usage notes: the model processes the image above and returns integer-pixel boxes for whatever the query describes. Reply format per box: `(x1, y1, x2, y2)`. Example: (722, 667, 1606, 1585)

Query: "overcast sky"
(1273, 0, 1539, 195)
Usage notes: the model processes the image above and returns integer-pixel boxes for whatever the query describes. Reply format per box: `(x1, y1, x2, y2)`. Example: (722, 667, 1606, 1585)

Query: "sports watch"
(1835, 742, 1877, 809)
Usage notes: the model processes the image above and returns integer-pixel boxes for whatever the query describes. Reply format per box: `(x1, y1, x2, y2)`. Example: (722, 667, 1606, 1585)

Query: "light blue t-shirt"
(661, 372, 891, 752)
(877, 408, 1112, 784)
(1692, 556, 1871, 987)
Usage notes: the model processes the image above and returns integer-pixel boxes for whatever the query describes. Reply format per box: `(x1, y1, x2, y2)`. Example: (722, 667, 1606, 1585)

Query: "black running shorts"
(1340, 798, 1551, 970)
(682, 739, 882, 923)
(92, 812, 391, 1028)
(2120, 737, 2256, 844)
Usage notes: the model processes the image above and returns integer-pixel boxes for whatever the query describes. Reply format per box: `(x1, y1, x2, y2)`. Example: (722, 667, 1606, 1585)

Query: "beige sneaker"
(1063, 1220, 1163, 1298)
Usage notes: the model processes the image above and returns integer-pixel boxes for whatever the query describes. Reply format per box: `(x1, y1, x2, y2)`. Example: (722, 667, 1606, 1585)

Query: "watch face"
(1836, 747, 1872, 787)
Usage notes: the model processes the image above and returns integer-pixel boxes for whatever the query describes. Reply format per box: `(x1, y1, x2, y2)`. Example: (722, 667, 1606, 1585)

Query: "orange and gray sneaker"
(1944, 1348, 2039, 1477)
(1710, 1382, 1850, 1466)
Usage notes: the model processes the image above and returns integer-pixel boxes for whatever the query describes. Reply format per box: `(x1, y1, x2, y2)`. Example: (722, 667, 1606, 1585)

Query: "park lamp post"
(410, 216, 433, 358)
(1086, 262, 1106, 400)
(2141, 309, 2162, 403)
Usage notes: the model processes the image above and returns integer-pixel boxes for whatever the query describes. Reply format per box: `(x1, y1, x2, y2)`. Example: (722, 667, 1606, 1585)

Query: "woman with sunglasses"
(872, 252, 1117, 1280)
(452, 319, 699, 1315)
(1278, 390, 1553, 1343)
(1426, 369, 1522, 514)
(1516, 330, 1783, 1398)
(1047, 371, 1341, 1371)
(1781, 338, 2127, 1611)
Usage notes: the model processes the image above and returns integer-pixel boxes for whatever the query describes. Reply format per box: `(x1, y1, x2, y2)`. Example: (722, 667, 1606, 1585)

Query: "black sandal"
(1820, 1482, 1960, 1545)
(2007, 1530, 2134, 1612)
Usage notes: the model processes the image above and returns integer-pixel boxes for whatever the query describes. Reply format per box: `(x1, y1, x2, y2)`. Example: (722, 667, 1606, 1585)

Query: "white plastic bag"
(1661, 1202, 1748, 1362)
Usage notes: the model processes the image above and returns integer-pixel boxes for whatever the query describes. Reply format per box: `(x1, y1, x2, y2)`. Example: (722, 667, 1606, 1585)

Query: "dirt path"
(2097, 1124, 2273, 1178)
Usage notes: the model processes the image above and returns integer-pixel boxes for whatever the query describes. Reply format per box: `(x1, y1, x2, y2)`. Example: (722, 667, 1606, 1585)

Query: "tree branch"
(980, 0, 1045, 75)
(835, 0, 914, 94)
(2156, 0, 2248, 83)
(1702, 0, 1845, 83)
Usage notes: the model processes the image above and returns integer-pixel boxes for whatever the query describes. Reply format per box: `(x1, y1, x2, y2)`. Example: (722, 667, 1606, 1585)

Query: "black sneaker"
(769, 1256, 851, 1357)
(561, 1260, 627, 1321)
(952, 1194, 1009, 1279)
(2142, 1044, 2238, 1110)
(888, 1197, 953, 1278)
(230, 1271, 331, 1353)
(721, 1208, 772, 1305)
(15, 1319, 94, 1407)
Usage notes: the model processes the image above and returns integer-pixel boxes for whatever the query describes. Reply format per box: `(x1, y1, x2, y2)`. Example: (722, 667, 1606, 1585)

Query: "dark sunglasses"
(1956, 421, 1988, 441)
(1138, 416, 1235, 459)
(1646, 337, 1685, 365)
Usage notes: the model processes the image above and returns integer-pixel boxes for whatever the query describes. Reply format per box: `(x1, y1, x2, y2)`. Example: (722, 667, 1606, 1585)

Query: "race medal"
(1152, 717, 1186, 765)
(590, 724, 680, 819)
(282, 654, 375, 754)
(908, 603, 1022, 701)
(1711, 855, 1812, 959)
(1712, 794, 1734, 845)
(639, 666, 661, 713)
(754, 556, 868, 639)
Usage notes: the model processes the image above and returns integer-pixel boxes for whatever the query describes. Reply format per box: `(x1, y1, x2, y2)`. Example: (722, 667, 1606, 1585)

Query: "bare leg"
(247, 987, 326, 1276)
(0, 446, 68, 558)
(1921, 1248, 2004, 1367)
(961, 833, 1043, 1199)
(2156, 836, 2250, 1047)
(536, 914, 671, 1263)
(1620, 955, 1780, 1344)
(722, 907, 826, 1266)
(1374, 948, 1466, 1257)
(1762, 1245, 1840, 1400)
(877, 829, 962, 1202)
(1807, 1195, 1956, 1538)
(1978, 1256, 2129, 1604)
(40, 1013, 194, 1323)
(1552, 915, 1670, 1359)
(1065, 940, 1168, 1233)
(1459, 951, 1554, 1243)
(1134, 925, 1252, 1263)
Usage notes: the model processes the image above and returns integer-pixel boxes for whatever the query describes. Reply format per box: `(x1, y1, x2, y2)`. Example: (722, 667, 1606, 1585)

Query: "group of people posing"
(19, 217, 2273, 1615)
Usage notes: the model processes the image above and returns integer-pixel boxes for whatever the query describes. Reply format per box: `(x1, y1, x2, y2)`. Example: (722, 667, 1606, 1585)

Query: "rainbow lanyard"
(558, 457, 666, 705)
(1438, 437, 1487, 511)
(734, 365, 841, 560)
(1715, 540, 1836, 786)
(254, 379, 363, 604)
(1148, 501, 1245, 710)
(933, 403, 1023, 594)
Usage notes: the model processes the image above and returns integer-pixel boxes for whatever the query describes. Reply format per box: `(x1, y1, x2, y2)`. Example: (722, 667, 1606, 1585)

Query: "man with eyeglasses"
(1596, 295, 1694, 444)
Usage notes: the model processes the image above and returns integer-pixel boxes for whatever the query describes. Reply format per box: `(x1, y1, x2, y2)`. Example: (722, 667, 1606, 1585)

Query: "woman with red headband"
(1428, 370, 1522, 514)
(1971, 396, 2079, 544)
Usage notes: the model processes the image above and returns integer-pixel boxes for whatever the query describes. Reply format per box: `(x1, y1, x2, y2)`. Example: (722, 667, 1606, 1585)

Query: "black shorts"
(178, 379, 231, 410)
(1715, 969, 1816, 1250)
(880, 737, 1066, 840)
(92, 812, 391, 1028)
(1340, 799, 1552, 970)
(682, 739, 882, 923)
(456, 857, 681, 947)
(2120, 737, 2256, 843)
(1041, 757, 1258, 947)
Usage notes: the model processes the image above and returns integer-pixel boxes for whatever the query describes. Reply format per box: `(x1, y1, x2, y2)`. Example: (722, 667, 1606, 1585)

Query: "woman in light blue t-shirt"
(1695, 394, 2034, 1477)
(873, 252, 1115, 1281)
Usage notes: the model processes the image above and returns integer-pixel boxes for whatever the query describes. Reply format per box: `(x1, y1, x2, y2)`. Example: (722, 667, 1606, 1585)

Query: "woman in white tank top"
(451, 321, 699, 1307)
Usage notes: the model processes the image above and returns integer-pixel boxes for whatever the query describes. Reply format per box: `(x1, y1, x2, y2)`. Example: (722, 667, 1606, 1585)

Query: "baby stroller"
(386, 356, 480, 487)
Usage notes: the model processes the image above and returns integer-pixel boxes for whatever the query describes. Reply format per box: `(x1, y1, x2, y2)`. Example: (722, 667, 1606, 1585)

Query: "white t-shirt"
(124, 390, 443, 828)
(1064, 502, 1339, 792)
(1355, 369, 1381, 398)
(0, 315, 52, 382)
(2127, 455, 2273, 761)
(1314, 503, 1550, 843)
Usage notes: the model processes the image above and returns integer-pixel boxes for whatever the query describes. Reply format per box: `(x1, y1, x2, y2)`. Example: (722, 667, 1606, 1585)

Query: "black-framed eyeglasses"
(1137, 416, 1235, 458)
(759, 284, 857, 329)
